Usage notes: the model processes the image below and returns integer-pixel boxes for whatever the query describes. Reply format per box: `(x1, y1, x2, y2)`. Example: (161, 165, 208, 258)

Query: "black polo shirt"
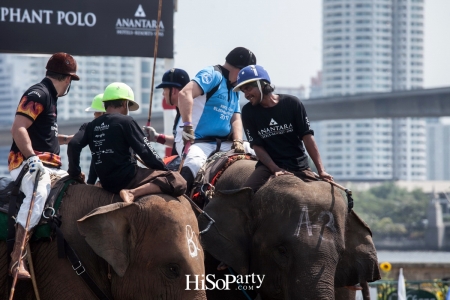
(8, 78, 61, 171)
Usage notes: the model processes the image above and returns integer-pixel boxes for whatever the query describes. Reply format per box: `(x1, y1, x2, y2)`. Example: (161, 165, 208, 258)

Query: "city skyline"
(174, 0, 450, 92)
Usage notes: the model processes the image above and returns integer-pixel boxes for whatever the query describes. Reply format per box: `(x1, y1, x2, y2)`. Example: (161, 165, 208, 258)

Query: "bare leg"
(120, 183, 162, 203)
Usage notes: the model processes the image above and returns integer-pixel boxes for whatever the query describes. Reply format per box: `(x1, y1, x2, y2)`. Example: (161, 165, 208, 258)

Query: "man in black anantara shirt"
(68, 82, 186, 202)
(234, 65, 334, 192)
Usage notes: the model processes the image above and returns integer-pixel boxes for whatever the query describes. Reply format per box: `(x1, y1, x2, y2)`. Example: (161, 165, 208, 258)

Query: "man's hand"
(318, 170, 334, 182)
(142, 126, 159, 142)
(71, 172, 85, 184)
(27, 155, 46, 179)
(232, 140, 245, 153)
(182, 125, 195, 145)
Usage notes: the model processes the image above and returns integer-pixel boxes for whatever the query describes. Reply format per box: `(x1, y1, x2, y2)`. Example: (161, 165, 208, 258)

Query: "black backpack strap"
(205, 65, 223, 102)
(6, 164, 29, 260)
(49, 216, 112, 300)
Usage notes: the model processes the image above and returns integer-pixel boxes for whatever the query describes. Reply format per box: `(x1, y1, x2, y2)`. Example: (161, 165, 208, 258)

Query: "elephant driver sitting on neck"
(68, 82, 187, 203)
(234, 65, 334, 193)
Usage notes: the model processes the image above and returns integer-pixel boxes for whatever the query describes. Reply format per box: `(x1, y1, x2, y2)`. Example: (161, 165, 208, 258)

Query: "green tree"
(352, 182, 429, 239)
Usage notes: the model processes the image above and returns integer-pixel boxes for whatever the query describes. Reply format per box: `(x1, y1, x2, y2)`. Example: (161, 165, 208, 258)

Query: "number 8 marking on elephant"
(186, 225, 199, 258)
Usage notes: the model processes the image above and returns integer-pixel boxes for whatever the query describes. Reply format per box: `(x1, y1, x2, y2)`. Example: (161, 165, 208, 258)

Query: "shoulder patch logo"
(135, 5, 146, 17)
(201, 73, 213, 85)
(269, 118, 278, 126)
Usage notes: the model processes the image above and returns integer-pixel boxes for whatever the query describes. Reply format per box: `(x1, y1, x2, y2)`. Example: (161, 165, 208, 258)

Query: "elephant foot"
(120, 189, 135, 203)
(217, 262, 229, 271)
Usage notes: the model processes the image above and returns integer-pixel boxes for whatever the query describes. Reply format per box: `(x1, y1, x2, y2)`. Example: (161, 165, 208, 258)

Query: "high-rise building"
(426, 118, 450, 180)
(0, 53, 168, 177)
(314, 0, 426, 181)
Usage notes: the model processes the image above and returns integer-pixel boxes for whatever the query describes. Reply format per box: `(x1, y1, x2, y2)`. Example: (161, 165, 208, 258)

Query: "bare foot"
(217, 262, 229, 271)
(120, 189, 135, 203)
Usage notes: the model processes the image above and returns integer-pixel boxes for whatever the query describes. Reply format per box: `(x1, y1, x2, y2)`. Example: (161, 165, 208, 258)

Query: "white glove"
(27, 155, 46, 178)
(142, 126, 159, 142)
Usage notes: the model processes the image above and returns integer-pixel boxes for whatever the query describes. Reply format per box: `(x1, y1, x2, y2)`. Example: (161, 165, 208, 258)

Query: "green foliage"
(352, 182, 429, 239)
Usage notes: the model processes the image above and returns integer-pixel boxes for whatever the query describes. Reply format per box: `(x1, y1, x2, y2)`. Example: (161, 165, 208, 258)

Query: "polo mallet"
(178, 141, 191, 172)
(9, 169, 41, 300)
(313, 172, 353, 212)
(145, 0, 163, 133)
(26, 243, 40, 300)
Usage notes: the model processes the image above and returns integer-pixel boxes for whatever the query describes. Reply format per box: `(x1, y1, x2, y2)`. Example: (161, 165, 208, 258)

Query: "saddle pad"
(0, 179, 74, 241)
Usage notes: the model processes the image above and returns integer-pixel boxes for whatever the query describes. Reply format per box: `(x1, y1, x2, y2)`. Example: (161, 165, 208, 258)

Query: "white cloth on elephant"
(10, 162, 68, 229)
(175, 141, 255, 177)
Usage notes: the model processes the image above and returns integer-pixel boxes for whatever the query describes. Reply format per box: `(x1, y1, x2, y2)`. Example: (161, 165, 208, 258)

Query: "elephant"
(198, 159, 380, 299)
(0, 184, 206, 300)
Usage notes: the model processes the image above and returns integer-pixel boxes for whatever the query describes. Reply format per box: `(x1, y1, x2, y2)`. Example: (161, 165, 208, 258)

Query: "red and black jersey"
(8, 78, 61, 171)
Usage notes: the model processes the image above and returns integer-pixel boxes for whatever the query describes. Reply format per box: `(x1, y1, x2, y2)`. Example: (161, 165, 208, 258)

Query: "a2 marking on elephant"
(1, 184, 207, 300)
(198, 159, 380, 300)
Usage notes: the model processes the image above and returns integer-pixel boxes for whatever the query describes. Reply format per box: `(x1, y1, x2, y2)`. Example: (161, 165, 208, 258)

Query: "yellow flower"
(436, 291, 443, 299)
(380, 262, 392, 272)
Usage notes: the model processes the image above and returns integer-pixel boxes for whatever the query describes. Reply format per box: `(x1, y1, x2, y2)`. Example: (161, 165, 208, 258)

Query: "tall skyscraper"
(315, 0, 426, 181)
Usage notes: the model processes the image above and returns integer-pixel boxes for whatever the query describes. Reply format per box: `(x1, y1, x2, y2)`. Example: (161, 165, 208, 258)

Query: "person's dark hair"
(261, 80, 275, 95)
(46, 70, 70, 81)
(104, 100, 126, 109)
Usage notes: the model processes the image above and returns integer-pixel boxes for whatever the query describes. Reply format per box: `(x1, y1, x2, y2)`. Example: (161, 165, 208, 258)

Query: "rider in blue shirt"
(177, 47, 257, 192)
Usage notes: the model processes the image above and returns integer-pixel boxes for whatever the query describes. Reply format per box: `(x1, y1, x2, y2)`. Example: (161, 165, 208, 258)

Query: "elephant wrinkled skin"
(199, 160, 380, 299)
(0, 184, 206, 300)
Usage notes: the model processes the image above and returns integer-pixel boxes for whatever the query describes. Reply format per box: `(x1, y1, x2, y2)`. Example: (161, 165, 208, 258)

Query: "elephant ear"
(335, 211, 381, 287)
(77, 202, 138, 277)
(198, 188, 253, 275)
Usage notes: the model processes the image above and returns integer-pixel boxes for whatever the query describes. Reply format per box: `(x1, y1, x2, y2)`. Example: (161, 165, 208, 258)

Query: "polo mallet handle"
(313, 171, 353, 212)
(9, 169, 41, 300)
(178, 141, 192, 172)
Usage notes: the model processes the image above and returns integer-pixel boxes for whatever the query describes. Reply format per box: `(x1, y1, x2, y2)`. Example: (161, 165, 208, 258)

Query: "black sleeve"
(124, 118, 168, 171)
(294, 98, 314, 138)
(67, 123, 90, 177)
(86, 159, 97, 184)
(242, 105, 263, 148)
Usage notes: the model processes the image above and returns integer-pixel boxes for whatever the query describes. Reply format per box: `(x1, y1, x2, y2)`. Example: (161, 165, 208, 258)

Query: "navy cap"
(156, 68, 190, 89)
(225, 47, 257, 69)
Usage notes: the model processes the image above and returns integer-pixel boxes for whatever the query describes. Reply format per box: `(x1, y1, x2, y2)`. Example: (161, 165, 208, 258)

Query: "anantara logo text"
(0, 7, 96, 27)
(116, 4, 164, 37)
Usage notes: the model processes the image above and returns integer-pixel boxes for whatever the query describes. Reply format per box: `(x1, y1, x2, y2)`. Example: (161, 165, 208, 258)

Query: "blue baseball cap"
(156, 68, 190, 89)
(233, 65, 271, 92)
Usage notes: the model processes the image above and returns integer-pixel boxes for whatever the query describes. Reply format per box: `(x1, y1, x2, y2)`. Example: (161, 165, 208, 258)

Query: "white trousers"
(176, 141, 255, 177)
(10, 163, 68, 229)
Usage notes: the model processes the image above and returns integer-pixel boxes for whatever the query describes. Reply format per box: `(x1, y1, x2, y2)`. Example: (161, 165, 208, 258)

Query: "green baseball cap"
(85, 93, 106, 112)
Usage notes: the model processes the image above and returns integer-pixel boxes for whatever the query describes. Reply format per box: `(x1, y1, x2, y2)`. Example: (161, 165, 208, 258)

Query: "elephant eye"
(277, 246, 287, 255)
(164, 263, 181, 279)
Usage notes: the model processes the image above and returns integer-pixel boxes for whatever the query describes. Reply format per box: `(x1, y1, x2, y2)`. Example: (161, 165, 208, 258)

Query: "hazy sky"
(173, 0, 450, 91)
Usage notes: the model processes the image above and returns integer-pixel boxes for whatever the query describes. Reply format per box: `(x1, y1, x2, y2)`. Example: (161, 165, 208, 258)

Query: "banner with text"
(0, 0, 173, 58)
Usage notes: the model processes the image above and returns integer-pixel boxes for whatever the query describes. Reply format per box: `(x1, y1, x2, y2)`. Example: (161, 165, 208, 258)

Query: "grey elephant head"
(78, 194, 206, 300)
(199, 175, 380, 299)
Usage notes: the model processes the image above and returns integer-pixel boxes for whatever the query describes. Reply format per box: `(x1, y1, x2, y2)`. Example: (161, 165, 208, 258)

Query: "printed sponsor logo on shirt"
(28, 91, 41, 97)
(94, 122, 109, 131)
(269, 118, 278, 126)
(246, 129, 253, 142)
(305, 116, 310, 128)
(201, 73, 213, 84)
(258, 123, 293, 139)
(213, 104, 234, 121)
